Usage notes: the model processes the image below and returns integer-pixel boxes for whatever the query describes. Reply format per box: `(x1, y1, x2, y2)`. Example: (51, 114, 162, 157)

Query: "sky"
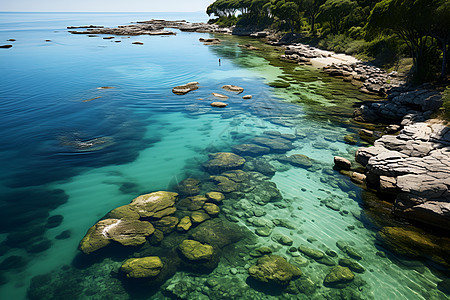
(0, 0, 215, 12)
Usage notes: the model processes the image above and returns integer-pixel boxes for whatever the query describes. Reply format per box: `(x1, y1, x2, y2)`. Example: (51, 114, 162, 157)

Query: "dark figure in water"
(219, 59, 221, 66)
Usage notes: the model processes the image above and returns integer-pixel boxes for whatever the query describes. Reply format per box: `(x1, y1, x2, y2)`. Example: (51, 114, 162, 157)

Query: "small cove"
(0, 12, 449, 300)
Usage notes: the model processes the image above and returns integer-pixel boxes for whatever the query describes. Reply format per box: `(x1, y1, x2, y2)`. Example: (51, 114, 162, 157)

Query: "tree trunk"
(440, 40, 448, 79)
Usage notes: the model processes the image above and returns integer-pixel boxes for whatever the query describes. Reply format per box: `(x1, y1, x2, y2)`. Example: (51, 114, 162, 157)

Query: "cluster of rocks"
(68, 23, 176, 36)
(323, 62, 405, 96)
(353, 122, 450, 231)
(137, 19, 232, 34)
(280, 44, 327, 64)
(354, 84, 444, 124)
(172, 82, 249, 108)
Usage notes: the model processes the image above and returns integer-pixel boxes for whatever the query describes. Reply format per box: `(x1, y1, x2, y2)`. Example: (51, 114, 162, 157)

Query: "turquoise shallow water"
(0, 12, 449, 300)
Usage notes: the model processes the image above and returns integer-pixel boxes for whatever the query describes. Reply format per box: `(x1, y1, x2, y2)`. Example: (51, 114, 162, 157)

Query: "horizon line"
(0, 10, 208, 13)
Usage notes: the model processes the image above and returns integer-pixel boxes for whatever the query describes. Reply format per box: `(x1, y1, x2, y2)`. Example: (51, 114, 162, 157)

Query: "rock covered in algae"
(191, 211, 210, 224)
(203, 203, 220, 216)
(251, 137, 294, 153)
(339, 258, 365, 273)
(323, 266, 355, 286)
(206, 192, 224, 203)
(174, 178, 200, 195)
(377, 226, 450, 266)
(172, 82, 199, 95)
(297, 244, 325, 259)
(177, 216, 192, 232)
(153, 216, 179, 234)
(108, 191, 178, 220)
(203, 152, 246, 173)
(248, 255, 302, 285)
(79, 219, 155, 254)
(232, 143, 270, 156)
(120, 256, 163, 278)
(178, 240, 213, 261)
(222, 85, 244, 93)
(178, 195, 207, 211)
(284, 154, 313, 168)
(210, 175, 239, 193)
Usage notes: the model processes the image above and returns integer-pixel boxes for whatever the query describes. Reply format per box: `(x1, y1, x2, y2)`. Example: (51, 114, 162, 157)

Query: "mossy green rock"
(177, 216, 192, 232)
(191, 211, 211, 224)
(129, 191, 178, 219)
(153, 216, 179, 234)
(252, 137, 294, 152)
(339, 258, 365, 273)
(268, 81, 291, 88)
(108, 219, 155, 246)
(298, 244, 325, 259)
(107, 205, 140, 220)
(221, 169, 248, 182)
(343, 134, 358, 145)
(120, 256, 163, 278)
(178, 195, 207, 211)
(179, 240, 214, 261)
(79, 219, 114, 254)
(206, 192, 225, 203)
(203, 152, 246, 173)
(203, 203, 220, 216)
(323, 266, 355, 286)
(210, 176, 239, 193)
(248, 255, 302, 286)
(175, 178, 200, 195)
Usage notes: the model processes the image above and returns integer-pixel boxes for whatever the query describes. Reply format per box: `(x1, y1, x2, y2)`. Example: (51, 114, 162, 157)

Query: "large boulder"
(178, 240, 214, 261)
(109, 191, 178, 220)
(248, 255, 302, 286)
(120, 256, 163, 278)
(203, 152, 246, 173)
(79, 219, 155, 254)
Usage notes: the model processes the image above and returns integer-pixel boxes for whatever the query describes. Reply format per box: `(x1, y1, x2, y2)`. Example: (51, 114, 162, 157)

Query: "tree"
(430, 0, 450, 78)
(301, 0, 326, 35)
(318, 0, 357, 34)
(271, 0, 301, 33)
(366, 0, 442, 79)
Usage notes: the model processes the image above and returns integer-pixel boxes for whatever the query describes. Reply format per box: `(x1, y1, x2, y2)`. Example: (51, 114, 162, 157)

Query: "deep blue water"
(0, 12, 449, 300)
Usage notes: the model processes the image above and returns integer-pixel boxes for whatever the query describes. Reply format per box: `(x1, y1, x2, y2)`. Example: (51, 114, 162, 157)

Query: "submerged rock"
(248, 255, 302, 286)
(79, 218, 155, 253)
(339, 258, 365, 273)
(298, 244, 325, 259)
(179, 240, 213, 261)
(210, 101, 228, 107)
(120, 256, 163, 279)
(252, 137, 294, 153)
(206, 192, 225, 203)
(377, 226, 450, 266)
(323, 266, 355, 287)
(222, 85, 244, 93)
(203, 152, 246, 173)
(232, 143, 270, 156)
(177, 216, 192, 232)
(174, 178, 200, 196)
(172, 82, 199, 95)
(212, 92, 229, 99)
(284, 154, 313, 168)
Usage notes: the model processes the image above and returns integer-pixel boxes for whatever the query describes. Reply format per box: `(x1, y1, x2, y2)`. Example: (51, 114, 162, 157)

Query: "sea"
(0, 12, 449, 300)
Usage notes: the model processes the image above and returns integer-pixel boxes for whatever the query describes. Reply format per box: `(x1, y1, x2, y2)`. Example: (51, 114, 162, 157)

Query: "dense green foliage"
(206, 0, 450, 82)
